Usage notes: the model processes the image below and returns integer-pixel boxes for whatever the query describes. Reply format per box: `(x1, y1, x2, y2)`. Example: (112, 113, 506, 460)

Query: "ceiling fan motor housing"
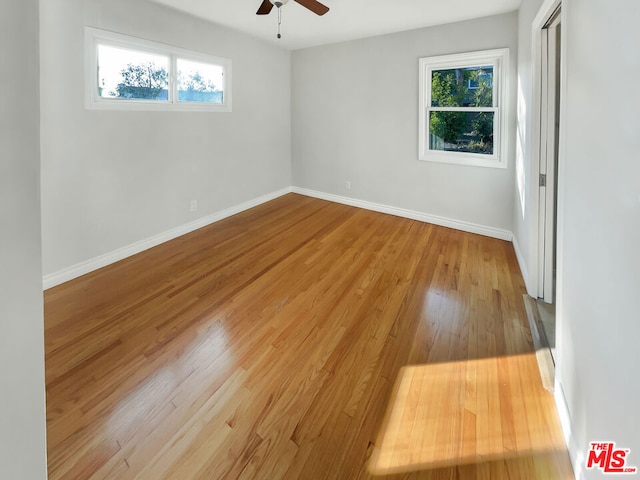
(273, 0, 289, 7)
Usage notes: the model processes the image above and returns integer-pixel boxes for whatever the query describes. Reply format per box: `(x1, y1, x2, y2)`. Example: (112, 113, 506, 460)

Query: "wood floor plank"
(45, 193, 573, 479)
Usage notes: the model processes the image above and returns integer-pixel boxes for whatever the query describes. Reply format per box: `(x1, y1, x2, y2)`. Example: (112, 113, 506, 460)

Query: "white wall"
(555, 1, 640, 477)
(0, 0, 48, 478)
(40, 0, 292, 277)
(515, 1, 640, 476)
(292, 13, 518, 232)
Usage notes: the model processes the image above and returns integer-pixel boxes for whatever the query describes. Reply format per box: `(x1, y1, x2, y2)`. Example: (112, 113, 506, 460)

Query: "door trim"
(529, 0, 565, 302)
(538, 10, 561, 302)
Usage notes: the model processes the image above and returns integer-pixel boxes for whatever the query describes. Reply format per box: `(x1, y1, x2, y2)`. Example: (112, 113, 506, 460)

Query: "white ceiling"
(149, 0, 522, 50)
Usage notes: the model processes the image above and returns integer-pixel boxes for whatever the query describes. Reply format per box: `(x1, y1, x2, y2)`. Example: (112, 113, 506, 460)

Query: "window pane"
(97, 45, 169, 100)
(177, 59, 224, 104)
(429, 111, 494, 155)
(431, 66, 493, 107)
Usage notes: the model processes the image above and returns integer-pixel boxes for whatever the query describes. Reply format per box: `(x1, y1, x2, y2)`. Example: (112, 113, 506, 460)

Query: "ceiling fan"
(256, 0, 330, 17)
(257, 0, 330, 39)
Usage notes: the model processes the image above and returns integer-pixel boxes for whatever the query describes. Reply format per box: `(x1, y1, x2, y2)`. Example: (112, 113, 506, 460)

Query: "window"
(419, 49, 509, 168)
(85, 27, 231, 112)
(97, 45, 170, 101)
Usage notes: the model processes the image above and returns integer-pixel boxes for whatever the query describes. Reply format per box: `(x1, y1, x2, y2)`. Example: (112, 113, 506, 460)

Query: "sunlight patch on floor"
(369, 354, 567, 475)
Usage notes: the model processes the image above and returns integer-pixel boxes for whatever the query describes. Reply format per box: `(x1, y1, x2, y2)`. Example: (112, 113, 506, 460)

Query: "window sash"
(85, 27, 231, 112)
(176, 58, 225, 105)
(429, 65, 496, 109)
(96, 44, 172, 103)
(426, 109, 499, 157)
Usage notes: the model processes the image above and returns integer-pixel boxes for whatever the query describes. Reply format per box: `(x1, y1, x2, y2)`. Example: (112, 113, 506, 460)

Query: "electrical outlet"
(345, 180, 351, 190)
(190, 199, 198, 212)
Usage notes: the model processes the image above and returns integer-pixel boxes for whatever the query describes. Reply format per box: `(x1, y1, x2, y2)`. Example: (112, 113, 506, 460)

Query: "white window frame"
(85, 27, 232, 112)
(419, 48, 509, 168)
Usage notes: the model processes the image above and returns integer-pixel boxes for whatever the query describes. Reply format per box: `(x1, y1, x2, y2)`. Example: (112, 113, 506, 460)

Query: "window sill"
(419, 152, 506, 169)
(85, 99, 232, 113)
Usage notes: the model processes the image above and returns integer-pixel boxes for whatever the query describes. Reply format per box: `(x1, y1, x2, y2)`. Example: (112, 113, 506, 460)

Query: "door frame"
(529, 0, 567, 303)
(537, 8, 562, 303)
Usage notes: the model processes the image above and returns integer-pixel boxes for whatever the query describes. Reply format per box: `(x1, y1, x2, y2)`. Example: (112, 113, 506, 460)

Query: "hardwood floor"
(45, 194, 573, 479)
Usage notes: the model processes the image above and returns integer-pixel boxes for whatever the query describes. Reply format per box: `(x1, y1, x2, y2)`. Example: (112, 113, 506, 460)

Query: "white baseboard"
(44, 186, 518, 290)
(555, 380, 582, 480)
(512, 234, 535, 296)
(42, 187, 292, 290)
(292, 187, 513, 241)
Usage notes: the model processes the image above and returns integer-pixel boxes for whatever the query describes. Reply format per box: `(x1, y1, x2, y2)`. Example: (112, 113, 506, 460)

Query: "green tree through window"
(111, 62, 169, 99)
(429, 66, 494, 155)
(109, 63, 221, 102)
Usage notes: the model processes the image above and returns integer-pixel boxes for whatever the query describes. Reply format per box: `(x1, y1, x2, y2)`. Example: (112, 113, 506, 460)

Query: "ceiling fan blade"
(294, 0, 330, 16)
(256, 0, 274, 15)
